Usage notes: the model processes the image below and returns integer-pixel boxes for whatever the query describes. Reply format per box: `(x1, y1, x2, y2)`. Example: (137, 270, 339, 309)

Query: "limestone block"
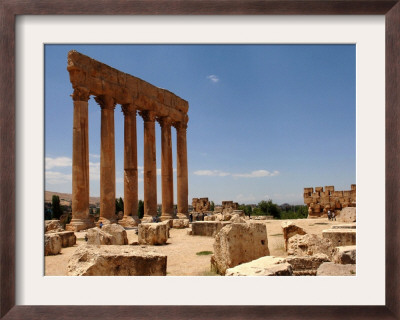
(118, 216, 140, 228)
(87, 227, 114, 245)
(225, 256, 292, 276)
(316, 262, 356, 276)
(304, 187, 314, 194)
(315, 187, 323, 192)
(343, 191, 351, 197)
(138, 223, 168, 245)
(337, 207, 356, 222)
(186, 229, 192, 235)
(287, 234, 334, 258)
(172, 219, 190, 229)
(333, 245, 356, 264)
(45, 220, 64, 233)
(230, 214, 246, 223)
(44, 234, 62, 256)
(325, 186, 334, 192)
(322, 229, 356, 247)
(285, 253, 330, 276)
(281, 221, 307, 250)
(102, 224, 129, 245)
(67, 245, 167, 276)
(232, 210, 245, 217)
(211, 223, 270, 275)
(191, 221, 231, 237)
(332, 224, 356, 229)
(53, 231, 76, 248)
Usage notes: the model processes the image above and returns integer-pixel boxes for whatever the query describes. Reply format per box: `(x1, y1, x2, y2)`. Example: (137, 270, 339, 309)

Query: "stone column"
(67, 87, 94, 231)
(95, 95, 117, 225)
(175, 122, 188, 218)
(119, 104, 140, 227)
(140, 110, 157, 221)
(159, 117, 174, 221)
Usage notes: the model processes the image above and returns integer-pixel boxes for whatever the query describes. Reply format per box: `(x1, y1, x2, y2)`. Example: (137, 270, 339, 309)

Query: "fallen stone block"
(316, 262, 356, 276)
(53, 231, 76, 247)
(332, 245, 356, 264)
(45, 220, 64, 233)
(138, 223, 169, 245)
(44, 233, 62, 256)
(285, 253, 330, 276)
(287, 234, 334, 258)
(230, 214, 246, 223)
(332, 224, 356, 229)
(172, 219, 190, 229)
(322, 229, 356, 247)
(191, 221, 231, 237)
(337, 207, 356, 222)
(281, 221, 307, 251)
(226, 256, 292, 276)
(102, 223, 128, 245)
(67, 245, 167, 276)
(211, 223, 270, 275)
(87, 227, 115, 245)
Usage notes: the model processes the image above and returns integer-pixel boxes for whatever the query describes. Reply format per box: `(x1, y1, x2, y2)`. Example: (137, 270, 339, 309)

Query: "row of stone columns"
(67, 88, 188, 231)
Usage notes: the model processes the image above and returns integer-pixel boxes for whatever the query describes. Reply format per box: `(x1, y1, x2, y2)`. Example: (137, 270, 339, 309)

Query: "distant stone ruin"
(304, 185, 356, 218)
(221, 201, 239, 214)
(192, 198, 210, 213)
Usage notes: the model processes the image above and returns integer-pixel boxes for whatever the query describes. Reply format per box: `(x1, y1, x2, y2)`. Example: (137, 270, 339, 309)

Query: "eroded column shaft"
(176, 123, 188, 217)
(160, 117, 174, 220)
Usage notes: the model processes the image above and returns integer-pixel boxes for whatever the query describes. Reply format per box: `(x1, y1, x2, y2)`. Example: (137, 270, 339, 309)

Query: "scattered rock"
(285, 253, 330, 276)
(172, 219, 190, 229)
(337, 207, 356, 222)
(53, 231, 76, 247)
(67, 245, 167, 276)
(211, 223, 270, 275)
(44, 233, 62, 256)
(87, 227, 114, 245)
(332, 224, 356, 229)
(102, 224, 128, 245)
(45, 220, 64, 233)
(287, 234, 334, 258)
(332, 245, 356, 264)
(138, 223, 169, 245)
(230, 214, 246, 224)
(226, 256, 292, 276)
(316, 262, 356, 276)
(281, 221, 307, 251)
(322, 229, 356, 247)
(191, 221, 231, 237)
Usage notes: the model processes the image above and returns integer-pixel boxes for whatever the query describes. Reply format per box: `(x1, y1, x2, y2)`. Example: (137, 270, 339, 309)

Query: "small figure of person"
(152, 216, 157, 223)
(189, 213, 193, 223)
(331, 211, 336, 221)
(201, 213, 205, 221)
(84, 234, 88, 242)
(99, 221, 103, 229)
(327, 210, 332, 221)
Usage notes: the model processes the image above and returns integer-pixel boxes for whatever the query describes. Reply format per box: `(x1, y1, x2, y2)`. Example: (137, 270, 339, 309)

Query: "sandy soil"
(45, 217, 346, 276)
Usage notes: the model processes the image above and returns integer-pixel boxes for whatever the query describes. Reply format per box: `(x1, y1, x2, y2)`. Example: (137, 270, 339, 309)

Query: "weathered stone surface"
(102, 224, 128, 245)
(191, 221, 231, 237)
(230, 214, 246, 224)
(287, 234, 334, 258)
(87, 227, 114, 245)
(138, 223, 169, 245)
(232, 210, 245, 217)
(44, 234, 62, 256)
(172, 219, 189, 229)
(186, 229, 192, 235)
(211, 223, 270, 275)
(285, 253, 330, 276)
(226, 256, 292, 276)
(316, 262, 356, 276)
(118, 215, 140, 228)
(67, 245, 167, 276)
(192, 198, 210, 213)
(337, 207, 356, 222)
(281, 221, 307, 250)
(45, 220, 64, 233)
(53, 231, 76, 248)
(322, 229, 356, 247)
(332, 224, 356, 229)
(333, 245, 356, 264)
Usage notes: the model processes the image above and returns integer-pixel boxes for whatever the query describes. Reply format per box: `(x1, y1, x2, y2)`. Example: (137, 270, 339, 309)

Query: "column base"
(96, 216, 117, 227)
(65, 218, 95, 232)
(118, 215, 140, 228)
(176, 213, 188, 219)
(141, 215, 157, 223)
(160, 214, 174, 222)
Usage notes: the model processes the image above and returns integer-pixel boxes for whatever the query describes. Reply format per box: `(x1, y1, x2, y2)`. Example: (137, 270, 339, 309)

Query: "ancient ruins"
(304, 184, 356, 218)
(65, 51, 189, 231)
(192, 198, 210, 213)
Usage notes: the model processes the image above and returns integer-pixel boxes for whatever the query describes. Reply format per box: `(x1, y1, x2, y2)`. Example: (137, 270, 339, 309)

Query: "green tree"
(258, 200, 281, 219)
(51, 195, 63, 219)
(115, 197, 124, 213)
(138, 199, 144, 219)
(210, 201, 215, 211)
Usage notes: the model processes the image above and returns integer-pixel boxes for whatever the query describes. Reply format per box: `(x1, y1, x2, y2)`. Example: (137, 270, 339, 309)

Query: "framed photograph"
(1, 1, 399, 319)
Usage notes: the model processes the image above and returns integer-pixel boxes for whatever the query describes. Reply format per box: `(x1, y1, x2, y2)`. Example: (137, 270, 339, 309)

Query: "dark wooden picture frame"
(1, 1, 399, 319)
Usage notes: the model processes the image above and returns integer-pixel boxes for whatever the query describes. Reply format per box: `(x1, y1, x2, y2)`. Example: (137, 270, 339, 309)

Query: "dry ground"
(45, 217, 345, 276)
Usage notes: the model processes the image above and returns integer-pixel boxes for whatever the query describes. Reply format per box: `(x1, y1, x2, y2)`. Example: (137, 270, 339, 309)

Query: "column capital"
(94, 95, 116, 110)
(173, 121, 188, 131)
(71, 86, 90, 102)
(139, 110, 156, 122)
(121, 103, 136, 116)
(157, 116, 173, 128)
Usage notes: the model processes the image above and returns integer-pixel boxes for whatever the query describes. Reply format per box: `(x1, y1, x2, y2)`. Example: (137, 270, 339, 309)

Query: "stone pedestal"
(67, 87, 95, 231)
(96, 95, 117, 225)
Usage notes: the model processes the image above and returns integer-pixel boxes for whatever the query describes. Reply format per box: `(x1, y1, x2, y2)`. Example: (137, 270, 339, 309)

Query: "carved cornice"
(94, 95, 116, 110)
(139, 110, 156, 122)
(71, 86, 90, 102)
(121, 103, 136, 116)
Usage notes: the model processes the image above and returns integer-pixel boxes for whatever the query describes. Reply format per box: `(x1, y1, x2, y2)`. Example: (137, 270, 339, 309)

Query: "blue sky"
(45, 44, 355, 205)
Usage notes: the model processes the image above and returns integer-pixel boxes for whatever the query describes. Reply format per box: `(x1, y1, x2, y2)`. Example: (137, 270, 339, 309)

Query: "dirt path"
(45, 218, 346, 276)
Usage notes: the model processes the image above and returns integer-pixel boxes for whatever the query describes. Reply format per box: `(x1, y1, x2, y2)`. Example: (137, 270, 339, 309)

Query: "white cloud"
(46, 171, 72, 184)
(90, 153, 100, 159)
(89, 162, 100, 181)
(45, 157, 72, 170)
(233, 170, 280, 178)
(207, 74, 219, 83)
(193, 170, 230, 177)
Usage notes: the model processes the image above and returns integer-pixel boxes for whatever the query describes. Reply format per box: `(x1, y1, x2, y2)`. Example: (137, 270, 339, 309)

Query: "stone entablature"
(304, 184, 356, 218)
(192, 198, 210, 213)
(66, 51, 189, 231)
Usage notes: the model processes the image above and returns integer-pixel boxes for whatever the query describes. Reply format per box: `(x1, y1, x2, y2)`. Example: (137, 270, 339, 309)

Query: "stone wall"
(192, 197, 210, 213)
(304, 184, 356, 218)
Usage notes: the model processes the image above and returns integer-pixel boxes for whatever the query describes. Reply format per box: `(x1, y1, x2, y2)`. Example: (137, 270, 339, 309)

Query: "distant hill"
(45, 191, 100, 206)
